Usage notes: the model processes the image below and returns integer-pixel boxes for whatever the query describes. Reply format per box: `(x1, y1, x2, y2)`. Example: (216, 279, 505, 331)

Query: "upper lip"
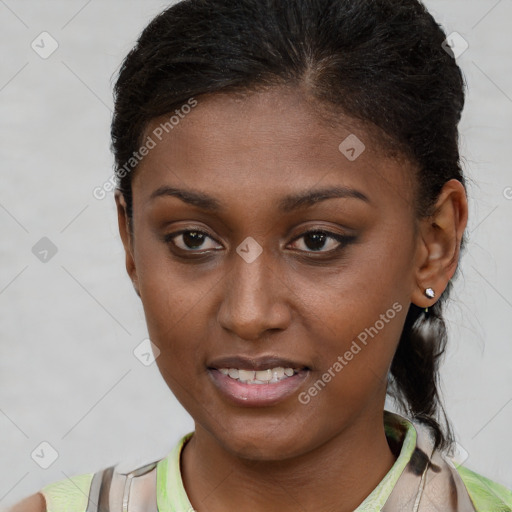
(208, 355, 309, 371)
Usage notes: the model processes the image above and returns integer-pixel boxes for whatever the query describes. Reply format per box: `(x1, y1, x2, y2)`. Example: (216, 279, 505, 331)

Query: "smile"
(208, 368, 310, 407)
(218, 367, 298, 384)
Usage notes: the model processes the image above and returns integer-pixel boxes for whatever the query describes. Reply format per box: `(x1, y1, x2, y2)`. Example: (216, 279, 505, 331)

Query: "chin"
(210, 420, 312, 462)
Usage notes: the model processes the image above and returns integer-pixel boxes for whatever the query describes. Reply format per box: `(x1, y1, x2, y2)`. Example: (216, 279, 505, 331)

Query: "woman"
(10, 0, 512, 510)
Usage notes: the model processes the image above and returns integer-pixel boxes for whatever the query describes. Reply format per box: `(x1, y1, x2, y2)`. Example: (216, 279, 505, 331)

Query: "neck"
(180, 409, 398, 512)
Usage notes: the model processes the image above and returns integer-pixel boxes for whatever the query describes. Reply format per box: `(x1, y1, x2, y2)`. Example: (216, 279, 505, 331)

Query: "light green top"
(40, 412, 512, 511)
(155, 419, 417, 511)
(40, 473, 94, 512)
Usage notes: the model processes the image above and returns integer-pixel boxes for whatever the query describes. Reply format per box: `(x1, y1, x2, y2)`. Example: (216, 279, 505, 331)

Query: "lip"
(207, 368, 310, 407)
(207, 355, 311, 407)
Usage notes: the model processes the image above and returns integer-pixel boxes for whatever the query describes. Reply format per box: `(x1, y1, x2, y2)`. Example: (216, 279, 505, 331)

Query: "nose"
(217, 247, 291, 341)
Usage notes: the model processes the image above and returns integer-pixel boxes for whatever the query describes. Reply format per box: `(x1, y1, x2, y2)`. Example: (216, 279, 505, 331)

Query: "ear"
(115, 190, 140, 298)
(411, 179, 468, 308)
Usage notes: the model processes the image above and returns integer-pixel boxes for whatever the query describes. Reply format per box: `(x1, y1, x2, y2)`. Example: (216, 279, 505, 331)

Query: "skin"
(8, 87, 468, 512)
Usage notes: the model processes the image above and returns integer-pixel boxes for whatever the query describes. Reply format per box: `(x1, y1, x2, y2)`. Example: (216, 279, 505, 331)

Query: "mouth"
(207, 355, 311, 406)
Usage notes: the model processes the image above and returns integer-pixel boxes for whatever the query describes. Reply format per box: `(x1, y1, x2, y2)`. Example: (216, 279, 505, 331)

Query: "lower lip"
(207, 369, 309, 407)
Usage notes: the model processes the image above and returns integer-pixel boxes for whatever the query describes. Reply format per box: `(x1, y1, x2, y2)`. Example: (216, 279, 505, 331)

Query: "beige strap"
(382, 422, 476, 512)
(85, 470, 103, 512)
(110, 460, 159, 511)
(82, 459, 159, 511)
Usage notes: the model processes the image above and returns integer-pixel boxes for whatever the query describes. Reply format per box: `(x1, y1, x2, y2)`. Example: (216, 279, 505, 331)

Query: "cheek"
(132, 235, 211, 360)
(300, 292, 405, 393)
(138, 271, 210, 358)
(296, 302, 405, 432)
(288, 242, 409, 349)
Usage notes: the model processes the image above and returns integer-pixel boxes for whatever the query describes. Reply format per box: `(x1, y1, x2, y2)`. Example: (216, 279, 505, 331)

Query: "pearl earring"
(425, 288, 435, 299)
(424, 288, 435, 313)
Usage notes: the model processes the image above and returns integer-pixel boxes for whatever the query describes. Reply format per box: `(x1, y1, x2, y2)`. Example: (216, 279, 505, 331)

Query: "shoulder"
(7, 471, 95, 512)
(455, 463, 512, 512)
(6, 492, 46, 512)
(40, 471, 95, 512)
(8, 453, 166, 512)
(5, 440, 189, 512)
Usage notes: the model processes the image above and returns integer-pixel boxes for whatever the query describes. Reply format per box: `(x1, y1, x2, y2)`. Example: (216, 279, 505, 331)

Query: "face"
(118, 87, 422, 461)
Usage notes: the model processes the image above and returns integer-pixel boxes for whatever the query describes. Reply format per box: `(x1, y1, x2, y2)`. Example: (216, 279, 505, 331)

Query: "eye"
(164, 228, 354, 256)
(164, 229, 223, 252)
(288, 230, 351, 254)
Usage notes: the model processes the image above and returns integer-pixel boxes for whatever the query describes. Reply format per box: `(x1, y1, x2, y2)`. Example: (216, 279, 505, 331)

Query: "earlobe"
(114, 190, 140, 297)
(411, 179, 468, 308)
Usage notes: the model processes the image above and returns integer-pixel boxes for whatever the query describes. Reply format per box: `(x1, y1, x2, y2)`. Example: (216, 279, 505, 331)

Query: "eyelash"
(163, 228, 355, 257)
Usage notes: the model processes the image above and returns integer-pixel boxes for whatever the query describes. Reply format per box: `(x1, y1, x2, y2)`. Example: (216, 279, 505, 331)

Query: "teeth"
(217, 366, 300, 384)
(255, 369, 272, 381)
(238, 369, 255, 381)
(271, 367, 285, 380)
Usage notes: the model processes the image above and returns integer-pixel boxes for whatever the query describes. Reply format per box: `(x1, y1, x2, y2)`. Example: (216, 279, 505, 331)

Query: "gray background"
(0, 0, 511, 508)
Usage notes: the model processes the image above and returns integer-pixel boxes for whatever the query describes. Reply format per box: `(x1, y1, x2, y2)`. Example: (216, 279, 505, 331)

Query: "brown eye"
(165, 229, 223, 252)
(288, 230, 353, 254)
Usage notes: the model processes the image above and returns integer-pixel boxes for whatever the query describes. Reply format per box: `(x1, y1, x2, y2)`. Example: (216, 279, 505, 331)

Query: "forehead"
(133, 87, 416, 212)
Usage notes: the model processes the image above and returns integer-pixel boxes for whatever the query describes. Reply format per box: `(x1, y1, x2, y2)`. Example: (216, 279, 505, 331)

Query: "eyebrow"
(149, 185, 370, 212)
